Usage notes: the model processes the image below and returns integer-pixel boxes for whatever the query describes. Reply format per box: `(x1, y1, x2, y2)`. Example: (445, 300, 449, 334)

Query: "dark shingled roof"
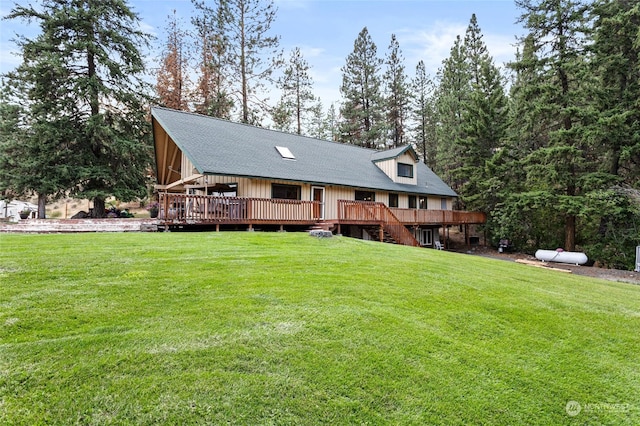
(151, 106, 457, 197)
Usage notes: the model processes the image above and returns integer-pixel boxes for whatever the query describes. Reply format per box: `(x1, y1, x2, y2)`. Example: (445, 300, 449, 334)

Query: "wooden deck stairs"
(363, 226, 400, 244)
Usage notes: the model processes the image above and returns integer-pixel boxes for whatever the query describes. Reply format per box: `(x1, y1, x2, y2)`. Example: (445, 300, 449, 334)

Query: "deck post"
(216, 223, 220, 232)
(465, 224, 469, 246)
(379, 226, 384, 242)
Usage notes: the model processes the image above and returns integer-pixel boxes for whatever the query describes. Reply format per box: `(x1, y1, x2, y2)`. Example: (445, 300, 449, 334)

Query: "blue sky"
(1, 0, 525, 107)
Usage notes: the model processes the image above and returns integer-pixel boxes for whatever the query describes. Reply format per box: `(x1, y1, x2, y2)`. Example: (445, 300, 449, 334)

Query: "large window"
(441, 198, 448, 210)
(408, 195, 417, 209)
(397, 162, 414, 178)
(388, 193, 399, 208)
(272, 184, 301, 200)
(355, 190, 375, 202)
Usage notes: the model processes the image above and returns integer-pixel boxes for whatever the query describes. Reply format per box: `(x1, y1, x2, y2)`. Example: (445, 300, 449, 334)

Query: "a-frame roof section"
(151, 107, 457, 197)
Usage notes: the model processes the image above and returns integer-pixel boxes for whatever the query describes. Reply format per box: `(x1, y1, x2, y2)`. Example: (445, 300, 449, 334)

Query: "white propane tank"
(535, 249, 588, 265)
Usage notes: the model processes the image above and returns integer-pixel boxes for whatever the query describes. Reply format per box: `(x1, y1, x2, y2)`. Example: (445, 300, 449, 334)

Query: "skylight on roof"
(275, 146, 295, 160)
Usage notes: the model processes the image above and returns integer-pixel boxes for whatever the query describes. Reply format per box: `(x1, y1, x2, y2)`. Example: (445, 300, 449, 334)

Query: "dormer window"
(397, 162, 414, 178)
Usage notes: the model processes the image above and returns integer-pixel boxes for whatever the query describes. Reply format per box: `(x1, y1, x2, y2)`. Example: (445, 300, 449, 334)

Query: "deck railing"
(158, 193, 321, 224)
(390, 208, 486, 225)
(337, 200, 420, 247)
(157, 194, 486, 229)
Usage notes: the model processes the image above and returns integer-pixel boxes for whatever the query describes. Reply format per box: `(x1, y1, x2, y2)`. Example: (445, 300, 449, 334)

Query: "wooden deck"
(158, 194, 486, 229)
(389, 207, 486, 225)
(158, 193, 322, 226)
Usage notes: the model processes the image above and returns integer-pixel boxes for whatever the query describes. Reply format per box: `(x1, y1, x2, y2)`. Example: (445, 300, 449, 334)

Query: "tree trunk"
(92, 197, 106, 218)
(37, 193, 47, 219)
(565, 214, 576, 251)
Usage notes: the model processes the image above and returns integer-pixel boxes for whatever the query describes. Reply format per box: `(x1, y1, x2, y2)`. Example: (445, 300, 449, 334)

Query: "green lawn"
(1, 232, 639, 425)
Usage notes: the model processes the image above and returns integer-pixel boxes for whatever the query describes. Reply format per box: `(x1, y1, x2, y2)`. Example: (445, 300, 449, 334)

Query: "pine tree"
(434, 35, 470, 189)
(306, 100, 328, 140)
(411, 60, 437, 167)
(0, 81, 76, 218)
(275, 47, 316, 135)
(383, 34, 411, 148)
(156, 10, 189, 111)
(3, 0, 153, 218)
(589, 0, 640, 182)
(225, 0, 281, 124)
(3, 0, 151, 216)
(271, 98, 293, 133)
(325, 103, 341, 142)
(458, 14, 508, 211)
(340, 27, 384, 148)
(191, 0, 233, 118)
(508, 0, 593, 250)
(580, 0, 640, 268)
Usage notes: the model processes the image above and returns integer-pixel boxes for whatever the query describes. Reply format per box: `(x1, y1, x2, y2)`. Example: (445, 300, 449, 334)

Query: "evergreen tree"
(490, 36, 549, 246)
(191, 0, 233, 118)
(459, 14, 508, 212)
(274, 47, 316, 135)
(509, 0, 593, 251)
(383, 34, 411, 148)
(306, 100, 328, 140)
(225, 0, 281, 124)
(434, 35, 470, 190)
(156, 9, 189, 111)
(3, 0, 153, 218)
(411, 60, 437, 167)
(271, 98, 293, 133)
(325, 103, 341, 142)
(340, 27, 384, 148)
(580, 0, 640, 268)
(0, 82, 76, 218)
(589, 0, 640, 183)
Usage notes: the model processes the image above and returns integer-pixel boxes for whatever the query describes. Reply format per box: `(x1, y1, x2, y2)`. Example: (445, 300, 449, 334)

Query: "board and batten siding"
(373, 152, 418, 185)
(181, 156, 194, 178)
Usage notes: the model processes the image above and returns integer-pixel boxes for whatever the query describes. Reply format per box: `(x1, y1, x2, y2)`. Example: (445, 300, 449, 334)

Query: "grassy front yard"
(1, 232, 639, 424)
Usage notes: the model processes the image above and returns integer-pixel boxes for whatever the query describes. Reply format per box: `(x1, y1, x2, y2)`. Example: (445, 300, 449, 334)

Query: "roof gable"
(151, 107, 457, 197)
(371, 145, 419, 163)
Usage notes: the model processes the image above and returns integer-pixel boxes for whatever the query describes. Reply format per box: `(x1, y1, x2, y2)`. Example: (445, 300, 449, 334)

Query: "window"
(408, 195, 417, 209)
(441, 198, 448, 210)
(275, 146, 295, 160)
(397, 162, 414, 178)
(272, 184, 301, 200)
(388, 193, 399, 208)
(419, 196, 428, 209)
(355, 190, 375, 202)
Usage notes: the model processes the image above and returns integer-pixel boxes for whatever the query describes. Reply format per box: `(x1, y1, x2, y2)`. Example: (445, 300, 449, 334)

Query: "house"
(151, 106, 486, 247)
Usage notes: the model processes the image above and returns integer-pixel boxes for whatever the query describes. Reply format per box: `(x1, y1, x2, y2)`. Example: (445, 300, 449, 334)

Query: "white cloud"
(399, 21, 467, 76)
(397, 21, 518, 78)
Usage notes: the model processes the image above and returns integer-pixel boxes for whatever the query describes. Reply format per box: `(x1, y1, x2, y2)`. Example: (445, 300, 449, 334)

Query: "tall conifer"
(340, 27, 384, 148)
(3, 0, 153, 217)
(383, 34, 411, 148)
